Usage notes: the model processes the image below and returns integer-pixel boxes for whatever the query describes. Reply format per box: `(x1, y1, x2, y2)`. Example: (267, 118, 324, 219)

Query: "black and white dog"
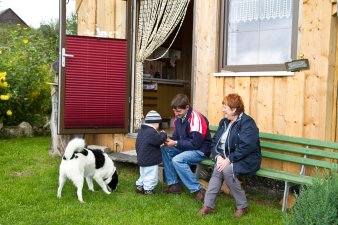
(57, 138, 118, 203)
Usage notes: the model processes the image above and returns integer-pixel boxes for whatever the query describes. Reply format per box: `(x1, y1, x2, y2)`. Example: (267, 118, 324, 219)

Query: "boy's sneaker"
(135, 185, 143, 194)
(143, 190, 154, 195)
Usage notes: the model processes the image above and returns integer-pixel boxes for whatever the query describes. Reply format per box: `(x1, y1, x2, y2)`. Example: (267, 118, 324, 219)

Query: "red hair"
(222, 93, 245, 115)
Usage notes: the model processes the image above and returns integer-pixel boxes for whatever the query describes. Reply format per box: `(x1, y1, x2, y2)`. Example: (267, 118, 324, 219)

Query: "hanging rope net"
(134, 0, 190, 130)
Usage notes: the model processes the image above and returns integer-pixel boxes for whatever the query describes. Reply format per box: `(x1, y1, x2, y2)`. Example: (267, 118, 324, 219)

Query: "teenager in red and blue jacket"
(161, 94, 211, 201)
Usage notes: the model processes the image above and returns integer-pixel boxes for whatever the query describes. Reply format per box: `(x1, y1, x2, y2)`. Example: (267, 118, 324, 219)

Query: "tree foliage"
(0, 13, 78, 126)
(0, 24, 56, 126)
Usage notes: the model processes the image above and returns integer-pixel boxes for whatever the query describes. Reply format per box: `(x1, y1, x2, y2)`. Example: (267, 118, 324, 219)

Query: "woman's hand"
(216, 155, 231, 172)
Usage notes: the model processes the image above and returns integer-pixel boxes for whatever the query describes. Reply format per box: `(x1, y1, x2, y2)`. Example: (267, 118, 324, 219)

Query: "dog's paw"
(104, 191, 111, 195)
(89, 189, 95, 192)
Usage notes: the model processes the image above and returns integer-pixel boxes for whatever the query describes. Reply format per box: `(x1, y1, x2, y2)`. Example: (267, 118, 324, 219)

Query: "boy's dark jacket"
(136, 124, 167, 167)
(211, 113, 261, 176)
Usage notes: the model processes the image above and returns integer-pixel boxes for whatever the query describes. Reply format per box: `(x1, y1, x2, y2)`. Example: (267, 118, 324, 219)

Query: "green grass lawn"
(0, 137, 283, 225)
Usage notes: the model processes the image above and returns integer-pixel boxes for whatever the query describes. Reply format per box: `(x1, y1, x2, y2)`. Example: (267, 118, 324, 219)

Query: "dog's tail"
(63, 138, 86, 160)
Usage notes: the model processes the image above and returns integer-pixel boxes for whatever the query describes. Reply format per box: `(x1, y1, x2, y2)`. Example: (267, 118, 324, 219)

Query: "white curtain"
(134, 0, 190, 129)
(229, 0, 292, 23)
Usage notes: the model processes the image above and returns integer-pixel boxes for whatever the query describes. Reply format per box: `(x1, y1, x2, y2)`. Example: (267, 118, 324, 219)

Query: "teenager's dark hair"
(171, 94, 190, 109)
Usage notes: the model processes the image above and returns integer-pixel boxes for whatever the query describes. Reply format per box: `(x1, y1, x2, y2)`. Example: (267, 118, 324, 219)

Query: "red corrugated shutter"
(63, 36, 128, 129)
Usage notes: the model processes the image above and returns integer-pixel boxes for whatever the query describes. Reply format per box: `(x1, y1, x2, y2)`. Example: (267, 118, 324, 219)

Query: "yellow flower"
(0, 50, 2, 54)
(0, 72, 7, 78)
(0, 81, 8, 88)
(24, 27, 28, 30)
(16, 24, 21, 26)
(0, 93, 10, 100)
(23, 39, 29, 44)
(31, 91, 38, 97)
(6, 109, 12, 116)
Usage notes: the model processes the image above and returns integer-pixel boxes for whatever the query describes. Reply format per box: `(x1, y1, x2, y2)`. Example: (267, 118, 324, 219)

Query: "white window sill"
(214, 71, 294, 77)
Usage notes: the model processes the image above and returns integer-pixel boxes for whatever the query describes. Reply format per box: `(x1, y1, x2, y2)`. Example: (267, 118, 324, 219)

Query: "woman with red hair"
(198, 93, 261, 218)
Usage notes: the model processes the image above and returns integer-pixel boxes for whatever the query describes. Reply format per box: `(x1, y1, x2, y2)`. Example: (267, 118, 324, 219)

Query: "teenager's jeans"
(136, 165, 159, 191)
(161, 146, 207, 193)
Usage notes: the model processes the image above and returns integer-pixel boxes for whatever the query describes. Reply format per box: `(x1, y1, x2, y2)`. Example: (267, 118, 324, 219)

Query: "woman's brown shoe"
(197, 206, 214, 216)
(233, 207, 248, 218)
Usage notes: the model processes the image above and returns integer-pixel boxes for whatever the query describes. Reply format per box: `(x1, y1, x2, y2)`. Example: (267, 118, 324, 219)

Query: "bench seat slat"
(256, 168, 313, 185)
(261, 141, 338, 160)
(199, 159, 215, 166)
(197, 160, 313, 184)
(197, 160, 313, 185)
(262, 150, 337, 169)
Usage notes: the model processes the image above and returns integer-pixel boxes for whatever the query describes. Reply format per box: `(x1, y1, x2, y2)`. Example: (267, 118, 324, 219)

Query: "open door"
(58, 0, 132, 134)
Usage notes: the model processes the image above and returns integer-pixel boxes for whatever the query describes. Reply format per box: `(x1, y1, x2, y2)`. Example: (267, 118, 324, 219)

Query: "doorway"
(142, 0, 194, 133)
(58, 0, 131, 134)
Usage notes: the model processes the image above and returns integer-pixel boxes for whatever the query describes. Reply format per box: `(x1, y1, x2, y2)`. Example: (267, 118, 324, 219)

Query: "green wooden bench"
(195, 125, 338, 212)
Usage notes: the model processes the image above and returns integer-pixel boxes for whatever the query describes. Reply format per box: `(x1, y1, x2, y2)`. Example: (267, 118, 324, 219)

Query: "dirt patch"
(9, 171, 36, 177)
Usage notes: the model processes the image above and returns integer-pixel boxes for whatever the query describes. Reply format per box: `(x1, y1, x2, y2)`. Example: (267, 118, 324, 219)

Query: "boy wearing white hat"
(135, 110, 167, 195)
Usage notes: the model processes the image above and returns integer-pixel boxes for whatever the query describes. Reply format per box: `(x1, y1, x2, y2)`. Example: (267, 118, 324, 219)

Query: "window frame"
(219, 0, 300, 72)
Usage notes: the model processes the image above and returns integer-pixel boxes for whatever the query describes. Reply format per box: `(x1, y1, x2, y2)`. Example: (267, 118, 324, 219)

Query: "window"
(219, 0, 299, 72)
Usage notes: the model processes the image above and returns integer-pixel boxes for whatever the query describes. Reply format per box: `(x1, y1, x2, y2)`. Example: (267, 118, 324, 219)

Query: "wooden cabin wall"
(191, 0, 219, 113)
(75, 0, 337, 157)
(197, 1, 338, 172)
(76, 0, 126, 38)
(200, 1, 337, 141)
(75, 0, 134, 151)
(336, 17, 338, 142)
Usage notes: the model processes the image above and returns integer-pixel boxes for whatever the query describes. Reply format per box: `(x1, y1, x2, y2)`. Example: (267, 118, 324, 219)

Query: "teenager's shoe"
(193, 188, 205, 201)
(163, 184, 182, 194)
(197, 206, 214, 216)
(233, 207, 248, 218)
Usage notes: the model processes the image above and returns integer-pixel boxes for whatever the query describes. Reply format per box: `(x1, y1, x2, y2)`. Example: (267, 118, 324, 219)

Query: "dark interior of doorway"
(142, 0, 194, 133)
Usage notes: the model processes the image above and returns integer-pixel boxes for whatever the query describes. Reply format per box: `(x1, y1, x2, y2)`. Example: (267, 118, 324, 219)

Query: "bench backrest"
(209, 125, 338, 173)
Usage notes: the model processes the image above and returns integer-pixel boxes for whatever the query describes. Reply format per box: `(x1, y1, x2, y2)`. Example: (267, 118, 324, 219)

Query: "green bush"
(0, 24, 56, 126)
(284, 172, 338, 225)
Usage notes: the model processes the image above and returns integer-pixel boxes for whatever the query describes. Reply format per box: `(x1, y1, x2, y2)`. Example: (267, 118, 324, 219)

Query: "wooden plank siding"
(76, 0, 96, 36)
(192, 0, 219, 113)
(335, 23, 338, 142)
(74, 0, 338, 176)
(204, 0, 337, 141)
(76, 0, 126, 38)
(203, 1, 338, 172)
